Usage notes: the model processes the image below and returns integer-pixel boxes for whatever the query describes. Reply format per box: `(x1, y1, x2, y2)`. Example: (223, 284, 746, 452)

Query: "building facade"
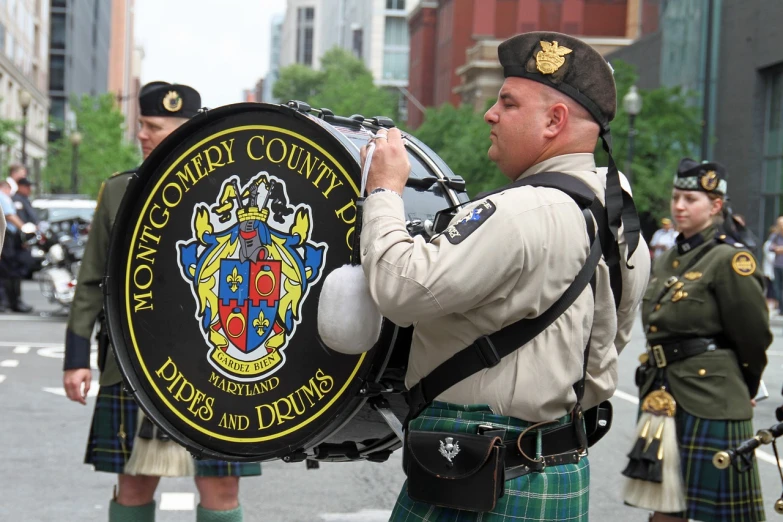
(407, 0, 660, 128)
(280, 0, 322, 70)
(261, 13, 284, 103)
(0, 0, 50, 182)
(48, 0, 111, 142)
(604, 0, 783, 246)
(107, 0, 138, 142)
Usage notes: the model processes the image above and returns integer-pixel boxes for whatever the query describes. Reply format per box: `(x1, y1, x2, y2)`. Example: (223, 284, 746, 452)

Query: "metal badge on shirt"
(443, 200, 496, 245)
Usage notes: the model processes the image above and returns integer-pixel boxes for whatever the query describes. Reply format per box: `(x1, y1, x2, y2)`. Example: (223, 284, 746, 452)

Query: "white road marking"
(613, 389, 639, 405)
(768, 350, 783, 356)
(613, 388, 783, 467)
(13, 346, 30, 354)
(0, 359, 20, 367)
(319, 509, 392, 521)
(0, 375, 6, 383)
(0, 341, 65, 348)
(159, 492, 195, 511)
(43, 381, 99, 397)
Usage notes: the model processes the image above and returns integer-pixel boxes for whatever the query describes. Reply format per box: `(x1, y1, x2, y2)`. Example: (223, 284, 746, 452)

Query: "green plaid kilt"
(390, 402, 590, 522)
(674, 408, 765, 522)
(85, 383, 262, 477)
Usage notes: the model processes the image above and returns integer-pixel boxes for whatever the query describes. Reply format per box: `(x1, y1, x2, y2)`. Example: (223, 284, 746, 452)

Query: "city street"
(3, 282, 783, 521)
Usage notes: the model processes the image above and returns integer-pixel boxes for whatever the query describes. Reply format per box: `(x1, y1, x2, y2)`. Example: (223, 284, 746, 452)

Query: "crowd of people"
(0, 163, 36, 313)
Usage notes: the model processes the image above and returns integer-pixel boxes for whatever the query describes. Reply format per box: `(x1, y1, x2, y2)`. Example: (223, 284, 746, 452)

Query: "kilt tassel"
(622, 413, 686, 513)
(621, 416, 651, 480)
(124, 410, 195, 477)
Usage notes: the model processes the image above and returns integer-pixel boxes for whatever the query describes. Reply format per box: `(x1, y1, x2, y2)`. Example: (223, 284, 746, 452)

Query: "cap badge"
(700, 170, 718, 191)
(163, 90, 183, 113)
(536, 40, 573, 75)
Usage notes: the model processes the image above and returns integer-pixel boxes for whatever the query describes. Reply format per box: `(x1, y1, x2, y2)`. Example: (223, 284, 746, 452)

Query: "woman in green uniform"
(626, 158, 771, 522)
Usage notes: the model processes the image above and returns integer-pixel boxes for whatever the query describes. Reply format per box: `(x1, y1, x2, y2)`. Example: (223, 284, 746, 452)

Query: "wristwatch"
(369, 187, 402, 197)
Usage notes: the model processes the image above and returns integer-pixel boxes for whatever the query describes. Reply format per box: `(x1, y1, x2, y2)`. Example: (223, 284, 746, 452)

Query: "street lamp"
(70, 131, 82, 194)
(622, 85, 643, 185)
(19, 90, 32, 168)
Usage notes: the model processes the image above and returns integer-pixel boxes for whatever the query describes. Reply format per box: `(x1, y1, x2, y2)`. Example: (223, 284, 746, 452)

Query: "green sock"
(109, 499, 155, 522)
(196, 504, 243, 522)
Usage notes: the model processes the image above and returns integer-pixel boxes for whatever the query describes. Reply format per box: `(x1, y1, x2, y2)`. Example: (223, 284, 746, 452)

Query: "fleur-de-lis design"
(253, 310, 270, 336)
(226, 266, 243, 292)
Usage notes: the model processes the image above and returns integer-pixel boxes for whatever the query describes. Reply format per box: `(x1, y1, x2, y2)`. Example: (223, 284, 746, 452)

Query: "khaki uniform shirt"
(361, 153, 650, 422)
(65, 171, 133, 386)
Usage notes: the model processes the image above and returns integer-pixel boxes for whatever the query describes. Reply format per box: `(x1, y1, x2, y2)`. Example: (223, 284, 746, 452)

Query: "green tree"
(412, 103, 503, 196)
(273, 48, 397, 120)
(600, 60, 702, 219)
(43, 93, 141, 197)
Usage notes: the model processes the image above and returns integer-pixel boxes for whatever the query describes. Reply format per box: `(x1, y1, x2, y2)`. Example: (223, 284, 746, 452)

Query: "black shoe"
(11, 302, 33, 313)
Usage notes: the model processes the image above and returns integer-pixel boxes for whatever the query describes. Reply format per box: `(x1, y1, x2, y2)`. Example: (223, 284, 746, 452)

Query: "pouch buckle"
(651, 345, 667, 368)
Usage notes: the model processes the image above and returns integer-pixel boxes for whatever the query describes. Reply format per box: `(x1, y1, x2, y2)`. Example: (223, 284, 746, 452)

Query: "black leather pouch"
(405, 430, 506, 512)
(584, 400, 613, 447)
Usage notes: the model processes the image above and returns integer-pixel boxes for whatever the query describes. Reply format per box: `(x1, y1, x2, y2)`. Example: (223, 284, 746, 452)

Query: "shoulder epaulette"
(715, 233, 745, 249)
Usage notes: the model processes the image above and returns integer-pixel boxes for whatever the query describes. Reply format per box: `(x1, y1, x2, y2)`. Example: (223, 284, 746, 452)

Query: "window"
(383, 49, 408, 81)
(50, 11, 65, 49)
(296, 6, 315, 66)
(49, 54, 64, 91)
(761, 66, 783, 231)
(386, 0, 405, 10)
(51, 0, 66, 7)
(384, 17, 407, 46)
(352, 28, 363, 59)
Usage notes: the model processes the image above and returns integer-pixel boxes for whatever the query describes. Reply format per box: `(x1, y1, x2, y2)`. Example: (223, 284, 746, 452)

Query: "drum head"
(105, 103, 386, 461)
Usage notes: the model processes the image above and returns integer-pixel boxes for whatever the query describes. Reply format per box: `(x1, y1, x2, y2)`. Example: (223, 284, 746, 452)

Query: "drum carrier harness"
(399, 171, 639, 512)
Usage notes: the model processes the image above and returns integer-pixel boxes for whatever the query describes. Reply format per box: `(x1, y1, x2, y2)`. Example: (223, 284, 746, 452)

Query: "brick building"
(406, 0, 660, 128)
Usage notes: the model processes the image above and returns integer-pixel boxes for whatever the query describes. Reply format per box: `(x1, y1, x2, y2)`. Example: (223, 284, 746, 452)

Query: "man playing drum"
(62, 81, 261, 522)
(360, 32, 650, 520)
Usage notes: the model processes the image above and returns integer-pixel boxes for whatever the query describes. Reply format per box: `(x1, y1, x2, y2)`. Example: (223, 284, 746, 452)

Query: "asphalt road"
(3, 281, 783, 521)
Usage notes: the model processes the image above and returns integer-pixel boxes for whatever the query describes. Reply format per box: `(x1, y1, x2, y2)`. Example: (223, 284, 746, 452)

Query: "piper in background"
(624, 158, 771, 522)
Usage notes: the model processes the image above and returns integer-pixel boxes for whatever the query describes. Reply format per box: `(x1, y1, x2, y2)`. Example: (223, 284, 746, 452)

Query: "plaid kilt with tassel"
(674, 408, 765, 522)
(84, 383, 262, 477)
(389, 402, 590, 522)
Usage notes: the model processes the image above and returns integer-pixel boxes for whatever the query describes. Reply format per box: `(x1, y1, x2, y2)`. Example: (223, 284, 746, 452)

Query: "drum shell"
(104, 102, 466, 462)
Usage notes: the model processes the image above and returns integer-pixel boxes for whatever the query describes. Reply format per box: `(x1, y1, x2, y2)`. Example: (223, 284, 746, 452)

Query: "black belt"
(479, 422, 584, 481)
(647, 338, 718, 368)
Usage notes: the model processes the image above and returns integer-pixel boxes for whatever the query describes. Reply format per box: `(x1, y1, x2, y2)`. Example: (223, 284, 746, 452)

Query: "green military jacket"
(638, 225, 771, 420)
(64, 170, 134, 386)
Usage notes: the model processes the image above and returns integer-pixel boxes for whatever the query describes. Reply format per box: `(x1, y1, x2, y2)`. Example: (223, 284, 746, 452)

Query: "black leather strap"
(505, 422, 583, 480)
(647, 338, 719, 368)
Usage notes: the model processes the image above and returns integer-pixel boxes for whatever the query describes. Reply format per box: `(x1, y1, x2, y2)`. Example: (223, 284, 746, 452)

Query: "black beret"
(674, 158, 727, 195)
(16, 177, 32, 187)
(139, 81, 201, 119)
(498, 32, 616, 130)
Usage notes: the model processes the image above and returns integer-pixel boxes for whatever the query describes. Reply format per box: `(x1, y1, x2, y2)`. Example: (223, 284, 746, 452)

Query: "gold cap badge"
(536, 40, 573, 75)
(700, 170, 718, 191)
(163, 90, 183, 113)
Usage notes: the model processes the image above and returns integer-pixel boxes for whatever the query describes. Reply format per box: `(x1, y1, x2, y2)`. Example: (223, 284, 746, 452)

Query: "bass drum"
(105, 102, 468, 463)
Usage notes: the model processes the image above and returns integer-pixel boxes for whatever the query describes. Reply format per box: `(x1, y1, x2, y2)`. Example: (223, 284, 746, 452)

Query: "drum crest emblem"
(177, 172, 327, 381)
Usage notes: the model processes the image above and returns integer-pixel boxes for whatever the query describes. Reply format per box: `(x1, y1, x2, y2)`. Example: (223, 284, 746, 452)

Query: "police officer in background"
(62, 82, 260, 522)
(13, 177, 39, 225)
(360, 32, 650, 520)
